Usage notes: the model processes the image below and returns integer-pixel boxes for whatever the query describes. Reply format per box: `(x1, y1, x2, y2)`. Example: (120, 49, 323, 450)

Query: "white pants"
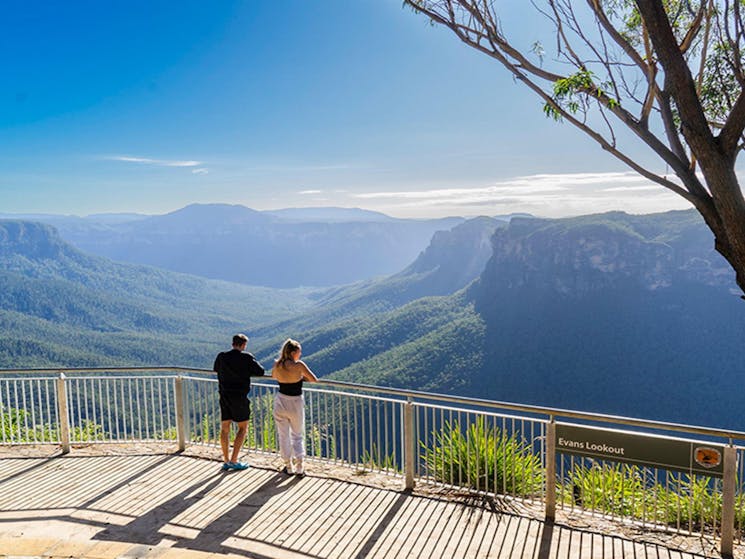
(274, 393, 305, 465)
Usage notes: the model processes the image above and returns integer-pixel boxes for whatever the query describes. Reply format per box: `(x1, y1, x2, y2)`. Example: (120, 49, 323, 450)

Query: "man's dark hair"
(232, 333, 249, 347)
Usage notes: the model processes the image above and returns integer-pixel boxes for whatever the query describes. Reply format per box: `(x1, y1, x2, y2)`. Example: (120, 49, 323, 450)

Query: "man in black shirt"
(213, 333, 265, 470)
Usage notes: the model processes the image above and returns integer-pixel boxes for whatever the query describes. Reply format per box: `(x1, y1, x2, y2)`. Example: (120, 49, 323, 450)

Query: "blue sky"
(1, 1, 692, 218)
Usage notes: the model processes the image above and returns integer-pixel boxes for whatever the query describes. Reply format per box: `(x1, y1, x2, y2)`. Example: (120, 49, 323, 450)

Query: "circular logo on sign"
(694, 447, 721, 469)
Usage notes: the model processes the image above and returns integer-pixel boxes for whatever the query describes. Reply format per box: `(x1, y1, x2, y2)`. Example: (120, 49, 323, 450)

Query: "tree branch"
(406, 0, 710, 201)
(679, 3, 706, 54)
(635, 0, 714, 146)
(587, 0, 648, 71)
(719, 90, 745, 155)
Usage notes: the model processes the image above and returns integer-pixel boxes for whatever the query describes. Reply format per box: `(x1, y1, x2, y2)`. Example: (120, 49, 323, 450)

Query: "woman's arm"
(298, 361, 319, 382)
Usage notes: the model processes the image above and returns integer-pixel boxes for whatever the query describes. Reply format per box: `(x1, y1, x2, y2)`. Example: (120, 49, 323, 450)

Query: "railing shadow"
(529, 518, 721, 559)
(537, 520, 555, 559)
(0, 453, 173, 513)
(0, 454, 62, 486)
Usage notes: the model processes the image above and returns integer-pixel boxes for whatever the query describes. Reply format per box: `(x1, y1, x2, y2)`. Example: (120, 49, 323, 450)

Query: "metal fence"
(0, 375, 59, 445)
(1, 367, 744, 556)
(182, 377, 406, 473)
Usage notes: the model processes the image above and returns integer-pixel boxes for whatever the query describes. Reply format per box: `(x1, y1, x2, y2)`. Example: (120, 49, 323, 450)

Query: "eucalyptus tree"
(405, 0, 745, 296)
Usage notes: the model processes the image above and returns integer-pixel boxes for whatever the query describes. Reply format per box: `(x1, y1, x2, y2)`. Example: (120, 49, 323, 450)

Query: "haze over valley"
(5, 204, 465, 287)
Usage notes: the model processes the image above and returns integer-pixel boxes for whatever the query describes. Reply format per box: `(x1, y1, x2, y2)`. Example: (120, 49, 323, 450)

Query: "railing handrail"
(0, 366, 207, 375)
(2, 366, 744, 442)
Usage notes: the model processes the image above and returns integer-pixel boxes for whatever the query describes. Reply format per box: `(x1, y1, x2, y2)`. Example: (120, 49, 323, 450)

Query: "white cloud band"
(351, 171, 692, 218)
(108, 156, 202, 168)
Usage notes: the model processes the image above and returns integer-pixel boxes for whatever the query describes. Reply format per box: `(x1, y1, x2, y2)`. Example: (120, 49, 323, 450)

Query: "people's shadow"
(173, 470, 299, 554)
(94, 469, 224, 545)
(95, 467, 293, 547)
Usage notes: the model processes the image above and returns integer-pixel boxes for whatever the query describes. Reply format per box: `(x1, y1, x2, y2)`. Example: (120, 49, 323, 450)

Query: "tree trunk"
(700, 166, 745, 297)
(634, 0, 745, 297)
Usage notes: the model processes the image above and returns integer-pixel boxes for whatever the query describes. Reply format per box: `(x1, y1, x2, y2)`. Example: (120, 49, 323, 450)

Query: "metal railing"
(1, 366, 745, 556)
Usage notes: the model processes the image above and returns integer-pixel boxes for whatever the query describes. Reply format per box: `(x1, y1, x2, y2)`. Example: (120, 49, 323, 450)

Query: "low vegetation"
(561, 461, 745, 530)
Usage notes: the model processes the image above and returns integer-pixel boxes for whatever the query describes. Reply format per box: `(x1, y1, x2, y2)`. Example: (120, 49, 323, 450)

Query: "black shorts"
(219, 391, 250, 423)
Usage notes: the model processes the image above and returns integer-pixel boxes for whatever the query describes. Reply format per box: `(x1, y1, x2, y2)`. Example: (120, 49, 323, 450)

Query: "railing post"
(545, 417, 556, 522)
(175, 376, 186, 452)
(721, 444, 736, 558)
(404, 399, 415, 491)
(56, 373, 70, 455)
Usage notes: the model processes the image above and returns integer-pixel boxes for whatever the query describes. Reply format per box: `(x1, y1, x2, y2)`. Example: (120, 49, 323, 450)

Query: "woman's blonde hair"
(276, 338, 301, 369)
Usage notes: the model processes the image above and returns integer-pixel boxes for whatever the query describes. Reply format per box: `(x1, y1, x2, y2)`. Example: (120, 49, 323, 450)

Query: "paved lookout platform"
(0, 448, 724, 559)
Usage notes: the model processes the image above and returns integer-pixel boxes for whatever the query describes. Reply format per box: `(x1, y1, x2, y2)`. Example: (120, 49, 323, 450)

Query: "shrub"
(560, 462, 657, 517)
(1, 404, 56, 442)
(422, 417, 543, 496)
(560, 461, 727, 530)
(70, 419, 107, 442)
(359, 443, 399, 473)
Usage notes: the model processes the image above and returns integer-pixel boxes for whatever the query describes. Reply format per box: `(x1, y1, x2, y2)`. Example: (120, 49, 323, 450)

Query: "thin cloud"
(355, 171, 654, 202)
(242, 163, 358, 173)
(351, 170, 692, 218)
(107, 155, 202, 168)
(521, 171, 648, 186)
(191, 168, 209, 175)
(602, 185, 660, 192)
(355, 184, 568, 200)
(299, 190, 323, 195)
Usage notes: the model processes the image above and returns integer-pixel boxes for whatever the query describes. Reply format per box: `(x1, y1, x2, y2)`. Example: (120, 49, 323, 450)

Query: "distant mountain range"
(7, 204, 466, 288)
(1, 208, 744, 430)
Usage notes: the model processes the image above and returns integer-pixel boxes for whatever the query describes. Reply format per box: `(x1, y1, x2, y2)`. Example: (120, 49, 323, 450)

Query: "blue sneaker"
(221, 462, 231, 471)
(229, 461, 250, 470)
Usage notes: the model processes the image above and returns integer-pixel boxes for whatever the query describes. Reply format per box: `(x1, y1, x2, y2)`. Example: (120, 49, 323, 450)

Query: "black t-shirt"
(213, 349, 265, 393)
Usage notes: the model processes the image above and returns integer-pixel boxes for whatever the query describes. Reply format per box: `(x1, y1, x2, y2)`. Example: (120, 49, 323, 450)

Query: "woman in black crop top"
(272, 338, 318, 477)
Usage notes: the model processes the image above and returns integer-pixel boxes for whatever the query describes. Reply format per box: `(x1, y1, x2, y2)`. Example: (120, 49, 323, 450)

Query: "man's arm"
(248, 354, 266, 377)
(213, 353, 222, 373)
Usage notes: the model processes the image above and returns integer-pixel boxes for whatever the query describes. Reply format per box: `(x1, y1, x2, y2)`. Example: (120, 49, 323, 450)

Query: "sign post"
(545, 418, 556, 521)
